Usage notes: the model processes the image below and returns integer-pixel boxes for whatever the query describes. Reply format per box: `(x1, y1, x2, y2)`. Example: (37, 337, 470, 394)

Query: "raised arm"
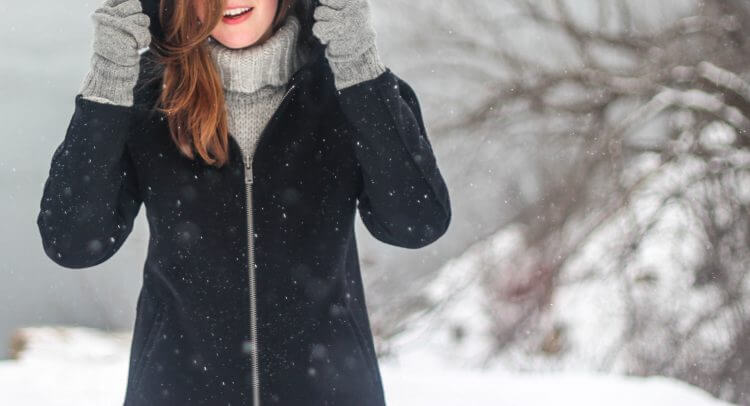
(36, 0, 150, 268)
(338, 70, 452, 249)
(312, 0, 452, 248)
(37, 97, 142, 268)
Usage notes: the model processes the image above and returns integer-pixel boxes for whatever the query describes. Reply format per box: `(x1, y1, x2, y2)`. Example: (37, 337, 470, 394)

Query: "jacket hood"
(139, 0, 323, 56)
(139, 0, 163, 41)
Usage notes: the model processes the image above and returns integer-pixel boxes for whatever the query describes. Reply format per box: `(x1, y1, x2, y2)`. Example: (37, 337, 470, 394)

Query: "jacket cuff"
(327, 44, 387, 91)
(79, 53, 140, 107)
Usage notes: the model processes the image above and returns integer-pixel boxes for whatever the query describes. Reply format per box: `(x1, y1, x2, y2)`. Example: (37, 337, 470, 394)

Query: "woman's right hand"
(79, 0, 152, 107)
(92, 0, 151, 67)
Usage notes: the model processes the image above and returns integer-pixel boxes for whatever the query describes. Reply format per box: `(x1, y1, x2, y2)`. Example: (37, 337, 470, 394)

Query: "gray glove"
(312, 0, 387, 90)
(79, 0, 151, 107)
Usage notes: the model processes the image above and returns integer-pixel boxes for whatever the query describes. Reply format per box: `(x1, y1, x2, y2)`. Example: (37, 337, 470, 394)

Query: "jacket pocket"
(131, 301, 167, 389)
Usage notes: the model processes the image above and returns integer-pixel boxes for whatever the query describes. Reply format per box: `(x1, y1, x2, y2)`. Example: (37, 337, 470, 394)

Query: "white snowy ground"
(0, 326, 734, 405)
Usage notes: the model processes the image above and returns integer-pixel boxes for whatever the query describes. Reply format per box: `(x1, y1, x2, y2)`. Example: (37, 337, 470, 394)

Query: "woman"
(36, 0, 451, 404)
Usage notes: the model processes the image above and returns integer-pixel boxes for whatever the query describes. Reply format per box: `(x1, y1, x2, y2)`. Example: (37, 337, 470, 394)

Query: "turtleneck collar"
(206, 14, 303, 94)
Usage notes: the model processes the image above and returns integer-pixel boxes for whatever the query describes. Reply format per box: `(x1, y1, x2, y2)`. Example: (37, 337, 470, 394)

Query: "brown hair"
(149, 0, 297, 168)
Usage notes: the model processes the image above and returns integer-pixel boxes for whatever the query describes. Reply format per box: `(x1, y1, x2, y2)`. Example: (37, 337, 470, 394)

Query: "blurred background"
(2, 0, 750, 404)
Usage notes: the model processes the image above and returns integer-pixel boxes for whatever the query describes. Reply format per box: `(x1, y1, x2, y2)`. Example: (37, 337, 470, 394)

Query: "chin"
(223, 39, 259, 49)
(214, 33, 261, 49)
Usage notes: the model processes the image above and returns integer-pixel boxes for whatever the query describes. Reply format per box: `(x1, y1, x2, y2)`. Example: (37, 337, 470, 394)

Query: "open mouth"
(223, 7, 253, 22)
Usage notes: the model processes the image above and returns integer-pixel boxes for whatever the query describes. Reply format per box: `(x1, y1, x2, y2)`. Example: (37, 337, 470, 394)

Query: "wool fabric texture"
(312, 0, 387, 90)
(79, 0, 151, 106)
(206, 14, 306, 159)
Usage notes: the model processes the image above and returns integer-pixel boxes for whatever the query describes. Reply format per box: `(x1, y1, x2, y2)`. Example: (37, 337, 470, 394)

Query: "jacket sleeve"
(36, 94, 142, 269)
(336, 68, 452, 249)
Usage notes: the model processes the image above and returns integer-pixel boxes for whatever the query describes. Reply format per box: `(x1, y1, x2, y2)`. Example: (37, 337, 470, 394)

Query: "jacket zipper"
(244, 154, 260, 406)
(243, 82, 297, 406)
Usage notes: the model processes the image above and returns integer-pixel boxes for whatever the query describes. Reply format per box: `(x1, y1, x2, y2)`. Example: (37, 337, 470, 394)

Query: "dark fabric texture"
(36, 1, 451, 405)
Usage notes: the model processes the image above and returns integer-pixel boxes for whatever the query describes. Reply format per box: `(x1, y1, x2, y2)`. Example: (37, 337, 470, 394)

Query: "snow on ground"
(381, 359, 734, 406)
(0, 326, 735, 405)
(374, 223, 738, 406)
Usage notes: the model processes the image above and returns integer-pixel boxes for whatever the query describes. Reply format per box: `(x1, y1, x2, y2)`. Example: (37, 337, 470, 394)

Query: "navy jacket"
(36, 1, 451, 404)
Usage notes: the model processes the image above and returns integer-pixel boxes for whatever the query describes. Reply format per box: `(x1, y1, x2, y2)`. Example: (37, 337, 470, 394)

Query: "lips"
(223, 7, 253, 20)
(221, 7, 253, 25)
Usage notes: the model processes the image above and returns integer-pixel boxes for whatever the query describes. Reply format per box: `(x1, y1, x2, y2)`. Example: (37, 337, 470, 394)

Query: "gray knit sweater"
(206, 13, 386, 159)
(206, 15, 306, 160)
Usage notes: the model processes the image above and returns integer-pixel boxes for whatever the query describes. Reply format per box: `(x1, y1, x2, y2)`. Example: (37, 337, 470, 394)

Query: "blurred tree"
(386, 0, 750, 403)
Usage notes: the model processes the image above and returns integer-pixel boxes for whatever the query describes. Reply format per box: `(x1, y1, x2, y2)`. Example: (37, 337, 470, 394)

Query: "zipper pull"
(244, 154, 253, 185)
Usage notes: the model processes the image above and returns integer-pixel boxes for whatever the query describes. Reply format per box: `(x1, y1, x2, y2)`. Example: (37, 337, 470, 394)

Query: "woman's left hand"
(312, 0, 375, 59)
(312, 0, 387, 90)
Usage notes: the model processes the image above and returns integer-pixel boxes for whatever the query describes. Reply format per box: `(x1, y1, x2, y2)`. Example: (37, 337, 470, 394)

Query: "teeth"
(224, 7, 251, 17)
